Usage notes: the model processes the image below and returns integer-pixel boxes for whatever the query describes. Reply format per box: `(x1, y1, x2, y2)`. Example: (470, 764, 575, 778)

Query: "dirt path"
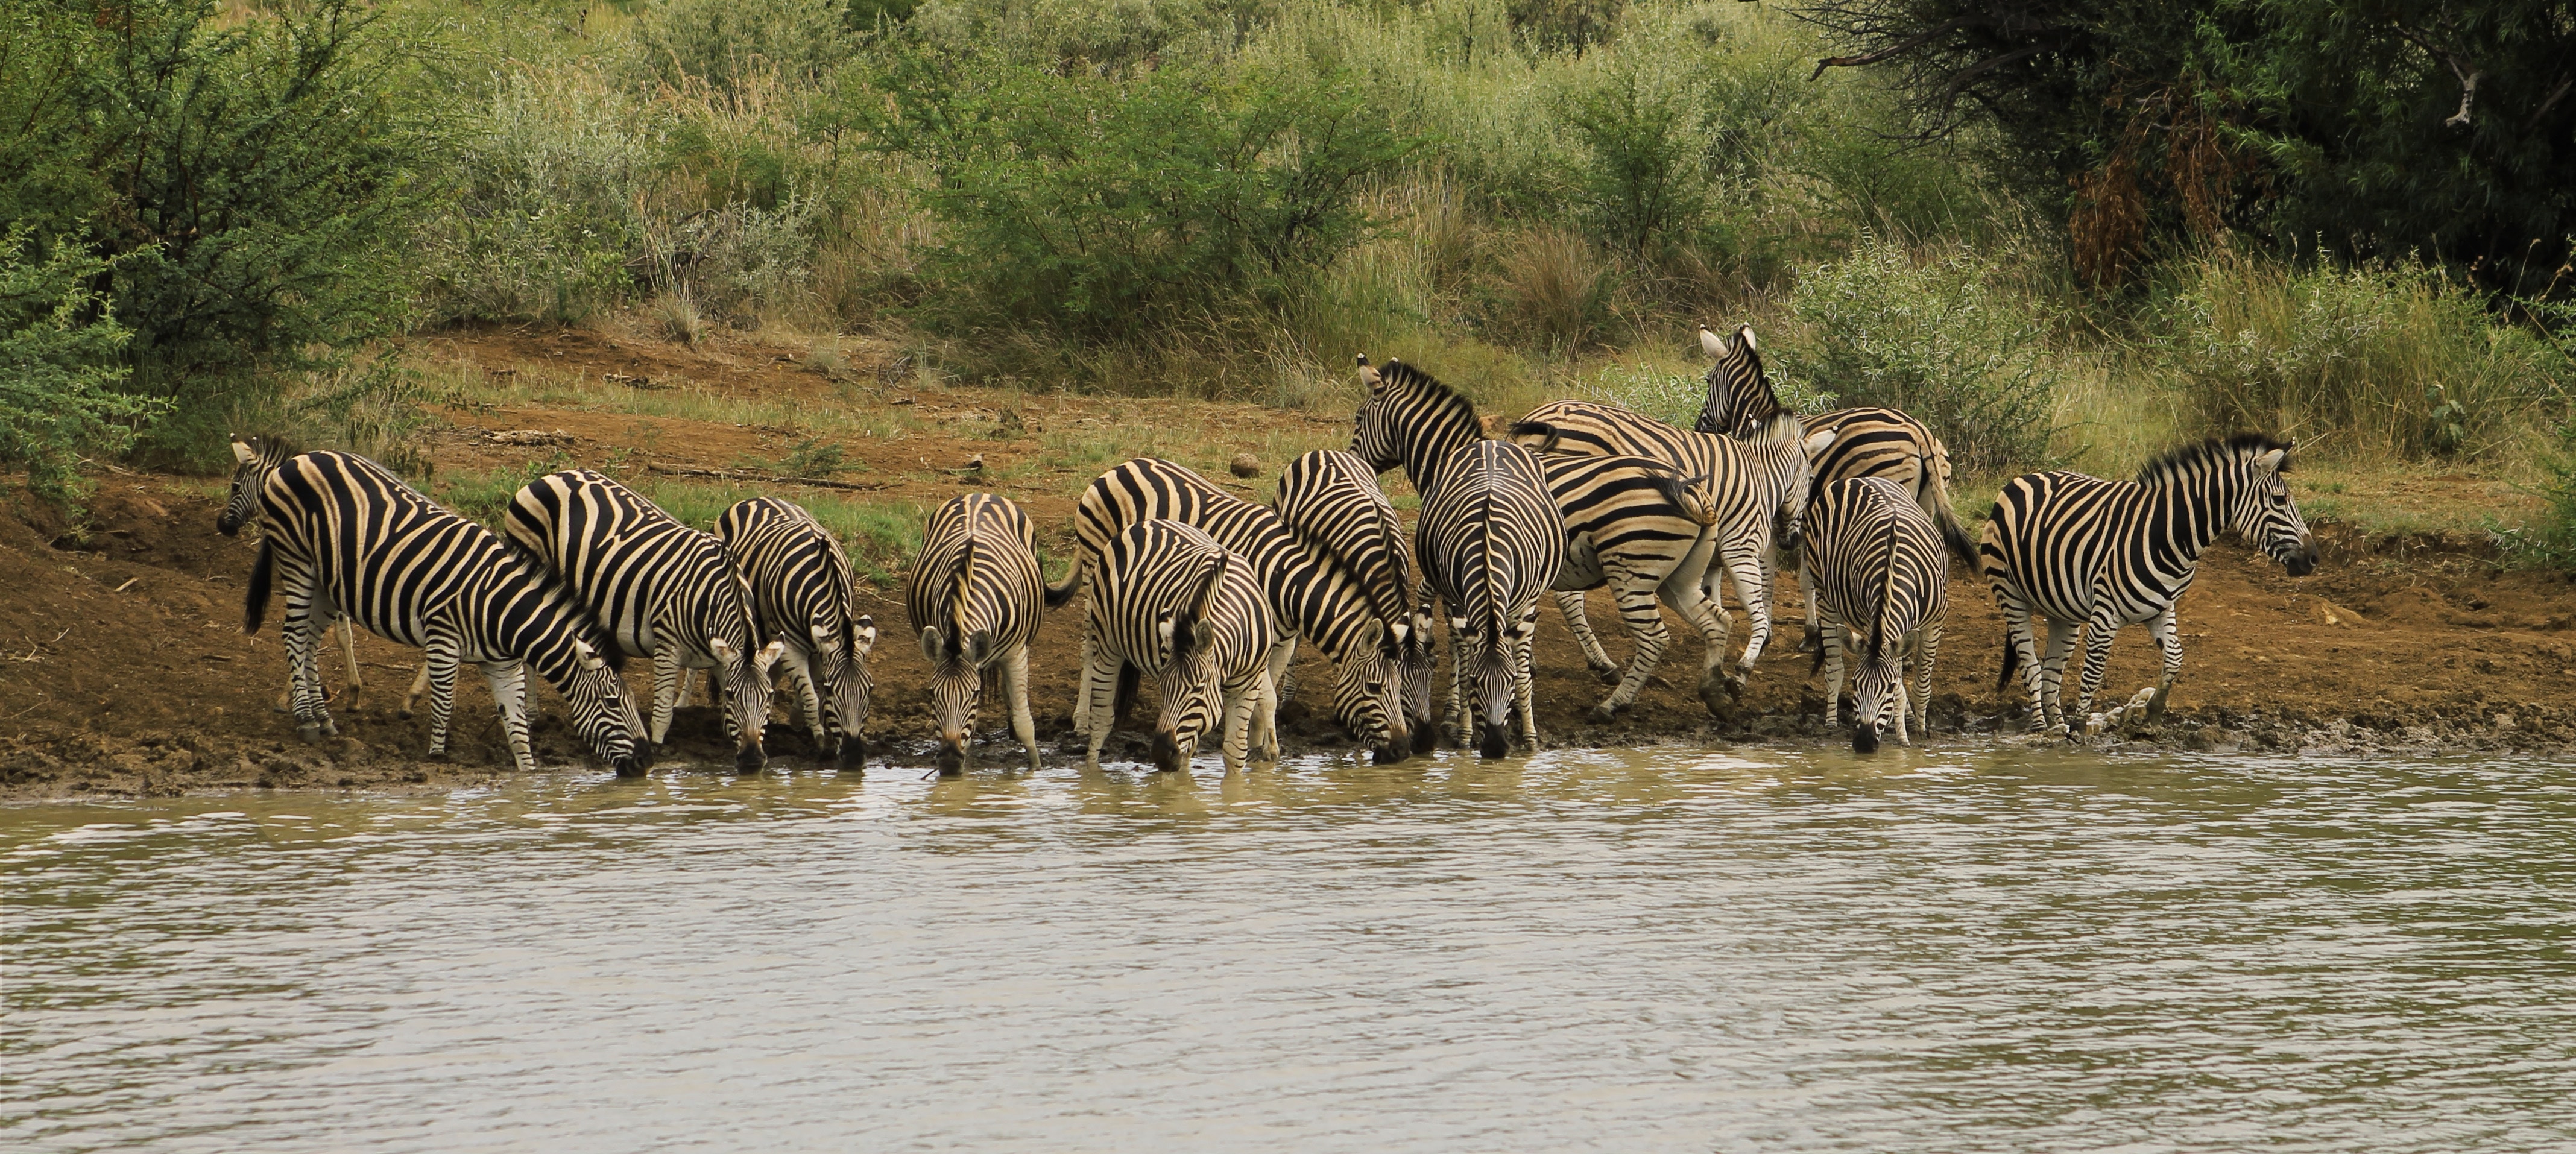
(7, 326, 2572, 798)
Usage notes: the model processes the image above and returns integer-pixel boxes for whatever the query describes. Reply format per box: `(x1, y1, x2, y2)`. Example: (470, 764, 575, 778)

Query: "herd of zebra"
(215, 324, 2320, 776)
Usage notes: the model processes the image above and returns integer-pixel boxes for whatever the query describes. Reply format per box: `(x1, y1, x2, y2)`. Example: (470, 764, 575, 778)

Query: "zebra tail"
(1043, 563, 1084, 610)
(1921, 448, 1978, 569)
(245, 537, 274, 634)
(1504, 420, 1563, 453)
(1868, 502, 1900, 664)
(1995, 631, 2020, 692)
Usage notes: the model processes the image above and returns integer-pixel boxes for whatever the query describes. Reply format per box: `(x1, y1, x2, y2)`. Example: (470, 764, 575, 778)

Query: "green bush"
(0, 229, 163, 506)
(1780, 236, 2057, 473)
(862, 52, 1419, 342)
(633, 0, 862, 98)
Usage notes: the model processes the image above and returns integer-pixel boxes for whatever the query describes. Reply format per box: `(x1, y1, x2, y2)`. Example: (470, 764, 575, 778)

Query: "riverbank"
(6, 324, 2572, 799)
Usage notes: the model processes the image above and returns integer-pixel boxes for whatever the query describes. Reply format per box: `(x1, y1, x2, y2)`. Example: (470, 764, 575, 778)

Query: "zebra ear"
(1389, 620, 1409, 647)
(709, 636, 739, 665)
(230, 436, 257, 465)
(963, 629, 991, 666)
(810, 622, 833, 650)
(572, 638, 607, 671)
(1155, 610, 1181, 655)
(919, 625, 945, 662)
(2255, 449, 2288, 473)
(756, 640, 785, 672)
(1699, 326, 1726, 359)
(1801, 429, 1838, 459)
(855, 616, 877, 654)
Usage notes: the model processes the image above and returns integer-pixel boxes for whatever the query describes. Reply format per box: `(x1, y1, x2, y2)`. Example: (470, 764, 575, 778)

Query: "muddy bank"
(5, 467, 2572, 801)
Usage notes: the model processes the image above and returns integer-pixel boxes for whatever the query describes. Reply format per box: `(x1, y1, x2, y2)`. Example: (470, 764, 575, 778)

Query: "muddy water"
(4, 747, 2572, 1152)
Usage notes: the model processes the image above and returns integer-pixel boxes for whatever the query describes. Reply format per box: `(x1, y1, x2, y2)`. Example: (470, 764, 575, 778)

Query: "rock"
(1228, 453, 1260, 478)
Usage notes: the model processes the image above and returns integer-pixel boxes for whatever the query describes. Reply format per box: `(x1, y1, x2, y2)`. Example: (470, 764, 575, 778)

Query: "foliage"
(633, 0, 863, 98)
(0, 230, 163, 506)
(1779, 236, 2058, 473)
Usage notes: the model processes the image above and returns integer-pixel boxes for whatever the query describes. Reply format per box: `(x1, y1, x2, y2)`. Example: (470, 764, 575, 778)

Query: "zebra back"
(716, 497, 876, 755)
(908, 493, 1046, 661)
(247, 450, 644, 769)
(1510, 401, 1818, 556)
(1804, 477, 1949, 666)
(1418, 440, 1564, 755)
(1537, 452, 1714, 587)
(219, 433, 297, 536)
(1352, 357, 1486, 497)
(507, 470, 778, 760)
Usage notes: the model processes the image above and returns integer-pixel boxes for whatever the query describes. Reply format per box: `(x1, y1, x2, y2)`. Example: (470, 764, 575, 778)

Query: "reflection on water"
(5, 746, 2574, 1152)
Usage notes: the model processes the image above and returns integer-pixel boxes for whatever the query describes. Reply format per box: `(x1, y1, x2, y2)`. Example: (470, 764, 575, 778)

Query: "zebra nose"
(1413, 722, 1441, 755)
(733, 742, 766, 775)
(1852, 722, 1881, 754)
(1149, 730, 1188, 773)
(1475, 724, 1509, 759)
(836, 734, 868, 772)
(934, 740, 964, 777)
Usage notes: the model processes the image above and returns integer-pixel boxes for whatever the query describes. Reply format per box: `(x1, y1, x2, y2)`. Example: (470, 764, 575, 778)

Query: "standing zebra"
(1802, 476, 1950, 752)
(1415, 440, 1565, 757)
(716, 498, 876, 770)
(1271, 449, 1438, 756)
(241, 450, 648, 775)
(908, 493, 1055, 776)
(219, 434, 365, 707)
(1535, 451, 1726, 721)
(1983, 435, 2318, 736)
(1055, 458, 1409, 763)
(507, 470, 783, 773)
(1509, 400, 1828, 702)
(1076, 520, 1278, 773)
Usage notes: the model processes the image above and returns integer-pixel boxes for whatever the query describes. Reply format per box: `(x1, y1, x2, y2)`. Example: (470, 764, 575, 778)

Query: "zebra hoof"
(423, 748, 449, 763)
(1588, 704, 1617, 724)
(1586, 663, 1619, 685)
(295, 724, 323, 743)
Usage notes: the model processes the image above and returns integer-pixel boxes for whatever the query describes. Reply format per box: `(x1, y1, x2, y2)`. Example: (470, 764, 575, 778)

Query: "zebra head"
(709, 568, 787, 774)
(1400, 601, 1441, 755)
(1351, 354, 1400, 473)
(1748, 414, 1834, 558)
(562, 637, 654, 777)
(1333, 616, 1410, 765)
(2232, 440, 2319, 577)
(1456, 607, 1536, 759)
(1148, 553, 1232, 773)
(1846, 627, 1909, 755)
(1695, 324, 1778, 437)
(218, 434, 290, 536)
(813, 611, 876, 770)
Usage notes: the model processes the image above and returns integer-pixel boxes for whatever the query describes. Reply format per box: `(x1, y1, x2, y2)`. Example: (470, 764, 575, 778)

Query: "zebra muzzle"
(1149, 730, 1189, 773)
(733, 742, 766, 775)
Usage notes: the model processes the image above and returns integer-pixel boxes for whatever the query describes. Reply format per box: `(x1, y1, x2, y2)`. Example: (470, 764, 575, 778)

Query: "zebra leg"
(1263, 635, 1298, 713)
(1553, 590, 1620, 684)
(1823, 619, 1848, 728)
(280, 574, 336, 740)
(781, 647, 827, 749)
(420, 634, 462, 760)
(399, 661, 432, 719)
(1514, 611, 1542, 750)
(2071, 608, 2126, 727)
(2038, 620, 2080, 736)
(1217, 669, 1263, 772)
(1721, 543, 1775, 686)
(2144, 608, 2182, 725)
(1593, 577, 1669, 721)
(1444, 613, 1466, 747)
(338, 618, 364, 705)
(1991, 585, 2050, 733)
(1796, 564, 1824, 656)
(481, 661, 535, 773)
(649, 649, 683, 746)
(1912, 623, 1941, 739)
(1080, 647, 1119, 770)
(1067, 622, 1098, 732)
(1003, 643, 1042, 774)
(1252, 667, 1281, 763)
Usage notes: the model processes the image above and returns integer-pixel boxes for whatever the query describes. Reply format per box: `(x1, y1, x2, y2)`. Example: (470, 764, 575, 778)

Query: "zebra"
(219, 434, 364, 708)
(240, 450, 648, 775)
(715, 498, 877, 771)
(1054, 458, 1409, 763)
(1507, 400, 1829, 704)
(1801, 476, 1951, 752)
(507, 470, 783, 773)
(1415, 440, 1565, 757)
(907, 493, 1053, 776)
(1983, 435, 2318, 736)
(1535, 451, 1728, 722)
(1075, 519, 1278, 772)
(1271, 449, 1438, 756)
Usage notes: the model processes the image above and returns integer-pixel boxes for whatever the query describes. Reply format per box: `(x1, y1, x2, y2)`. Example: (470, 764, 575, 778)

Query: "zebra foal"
(1077, 520, 1278, 773)
(242, 450, 648, 775)
(1271, 449, 1438, 756)
(1983, 435, 2318, 736)
(507, 470, 783, 773)
(1416, 440, 1566, 757)
(1802, 477, 1949, 752)
(220, 434, 365, 707)
(908, 493, 1054, 775)
(716, 498, 877, 770)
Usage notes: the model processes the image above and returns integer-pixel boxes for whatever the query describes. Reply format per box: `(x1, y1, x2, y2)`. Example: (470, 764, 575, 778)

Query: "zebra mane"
(497, 531, 629, 671)
(2135, 434, 2294, 487)
(1376, 359, 1483, 434)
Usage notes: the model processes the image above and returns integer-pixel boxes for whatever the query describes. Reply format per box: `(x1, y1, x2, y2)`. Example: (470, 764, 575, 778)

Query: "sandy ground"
(7, 324, 2573, 799)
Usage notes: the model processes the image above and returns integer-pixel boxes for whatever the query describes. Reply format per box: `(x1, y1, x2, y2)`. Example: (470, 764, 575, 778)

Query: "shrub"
(1779, 236, 2057, 473)
(2157, 252, 2570, 459)
(633, 0, 862, 98)
(0, 230, 163, 507)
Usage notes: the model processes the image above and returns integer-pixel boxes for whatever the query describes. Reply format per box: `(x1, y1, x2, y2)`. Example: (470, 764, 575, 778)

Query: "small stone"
(1229, 453, 1260, 478)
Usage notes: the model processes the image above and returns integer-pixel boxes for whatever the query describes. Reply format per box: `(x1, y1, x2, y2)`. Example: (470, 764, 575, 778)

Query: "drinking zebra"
(507, 470, 783, 773)
(1076, 520, 1278, 772)
(1056, 458, 1409, 763)
(716, 498, 876, 770)
(1271, 449, 1438, 755)
(1416, 440, 1565, 757)
(1508, 399, 1828, 703)
(240, 450, 648, 775)
(1983, 435, 2318, 736)
(219, 434, 365, 708)
(907, 493, 1055, 775)
(1802, 476, 1950, 752)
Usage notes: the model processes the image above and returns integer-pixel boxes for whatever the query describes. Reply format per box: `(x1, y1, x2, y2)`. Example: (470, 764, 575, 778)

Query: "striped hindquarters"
(1510, 400, 1813, 557)
(1418, 441, 1565, 756)
(1804, 407, 1977, 567)
(1804, 477, 1949, 737)
(1088, 519, 1276, 770)
(1538, 452, 1713, 590)
(717, 497, 876, 760)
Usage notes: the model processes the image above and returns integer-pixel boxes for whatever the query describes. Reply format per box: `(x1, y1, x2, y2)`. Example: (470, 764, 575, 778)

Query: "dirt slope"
(6, 325, 2572, 798)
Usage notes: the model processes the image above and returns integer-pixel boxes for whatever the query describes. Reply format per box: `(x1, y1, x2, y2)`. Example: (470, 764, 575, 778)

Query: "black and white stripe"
(1056, 458, 1409, 763)
(1075, 519, 1278, 772)
(1416, 440, 1567, 757)
(1509, 401, 1826, 701)
(1536, 451, 1726, 721)
(1271, 449, 1438, 756)
(241, 450, 648, 775)
(717, 498, 877, 770)
(906, 493, 1052, 775)
(1801, 476, 1950, 752)
(507, 470, 783, 773)
(221, 434, 364, 707)
(1983, 435, 2318, 735)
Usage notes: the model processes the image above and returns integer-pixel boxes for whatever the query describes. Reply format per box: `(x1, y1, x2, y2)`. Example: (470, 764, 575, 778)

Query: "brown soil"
(8, 323, 2574, 799)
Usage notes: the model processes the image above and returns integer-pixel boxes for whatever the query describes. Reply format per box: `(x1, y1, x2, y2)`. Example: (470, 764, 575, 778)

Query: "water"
(4, 746, 2572, 1153)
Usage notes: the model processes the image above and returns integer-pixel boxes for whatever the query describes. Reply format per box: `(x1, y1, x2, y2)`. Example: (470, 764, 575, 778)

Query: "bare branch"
(1808, 17, 1966, 81)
